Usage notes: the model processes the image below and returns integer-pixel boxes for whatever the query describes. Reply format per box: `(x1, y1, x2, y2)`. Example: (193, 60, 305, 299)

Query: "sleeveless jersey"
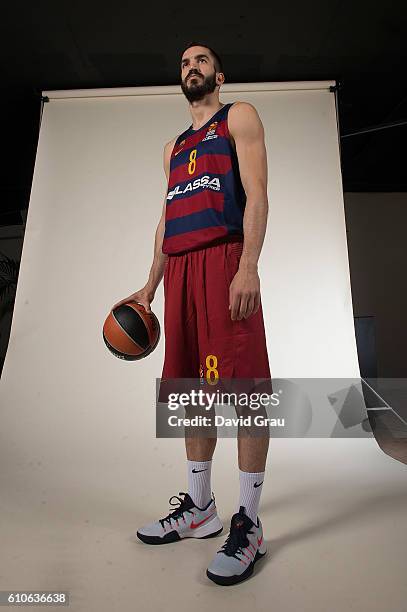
(162, 102, 246, 255)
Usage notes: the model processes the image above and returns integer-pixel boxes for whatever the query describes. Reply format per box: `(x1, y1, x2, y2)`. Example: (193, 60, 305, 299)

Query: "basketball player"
(112, 42, 271, 585)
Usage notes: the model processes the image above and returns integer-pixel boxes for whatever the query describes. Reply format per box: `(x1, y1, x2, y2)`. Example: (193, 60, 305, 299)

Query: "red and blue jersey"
(162, 102, 246, 255)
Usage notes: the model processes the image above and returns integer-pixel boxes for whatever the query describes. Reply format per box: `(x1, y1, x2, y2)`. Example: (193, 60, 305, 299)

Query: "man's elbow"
(245, 190, 268, 210)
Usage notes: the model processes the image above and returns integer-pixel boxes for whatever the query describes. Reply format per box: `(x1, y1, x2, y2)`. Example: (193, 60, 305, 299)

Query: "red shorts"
(158, 239, 271, 402)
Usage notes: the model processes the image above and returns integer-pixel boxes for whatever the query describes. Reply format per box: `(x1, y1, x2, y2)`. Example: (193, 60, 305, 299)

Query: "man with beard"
(113, 43, 271, 585)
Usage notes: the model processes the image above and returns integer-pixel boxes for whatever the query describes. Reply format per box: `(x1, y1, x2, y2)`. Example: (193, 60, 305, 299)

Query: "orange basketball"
(103, 301, 160, 360)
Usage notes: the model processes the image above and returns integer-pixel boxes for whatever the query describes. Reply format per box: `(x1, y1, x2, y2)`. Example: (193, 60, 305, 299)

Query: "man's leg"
(137, 252, 223, 544)
(161, 251, 218, 510)
(196, 241, 271, 584)
(185, 436, 217, 462)
(238, 434, 269, 473)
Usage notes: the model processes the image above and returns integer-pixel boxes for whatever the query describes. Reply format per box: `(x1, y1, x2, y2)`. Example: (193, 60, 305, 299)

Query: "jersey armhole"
(168, 138, 178, 161)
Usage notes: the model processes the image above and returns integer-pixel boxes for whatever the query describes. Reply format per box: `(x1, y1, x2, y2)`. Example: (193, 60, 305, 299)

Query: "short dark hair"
(181, 41, 223, 74)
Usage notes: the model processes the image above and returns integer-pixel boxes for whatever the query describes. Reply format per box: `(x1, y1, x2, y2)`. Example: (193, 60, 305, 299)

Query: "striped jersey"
(162, 102, 246, 255)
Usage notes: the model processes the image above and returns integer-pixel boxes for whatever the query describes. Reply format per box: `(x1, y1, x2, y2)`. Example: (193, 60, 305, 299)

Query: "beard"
(180, 70, 218, 103)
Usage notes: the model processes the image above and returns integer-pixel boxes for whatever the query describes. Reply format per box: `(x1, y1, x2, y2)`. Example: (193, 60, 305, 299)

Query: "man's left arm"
(228, 102, 269, 321)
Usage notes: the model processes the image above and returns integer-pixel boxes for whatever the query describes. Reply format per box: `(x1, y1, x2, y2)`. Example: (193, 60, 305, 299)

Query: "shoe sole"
(136, 526, 223, 545)
(206, 549, 267, 585)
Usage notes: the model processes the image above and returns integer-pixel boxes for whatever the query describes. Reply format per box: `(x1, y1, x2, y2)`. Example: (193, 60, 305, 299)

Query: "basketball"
(103, 301, 160, 360)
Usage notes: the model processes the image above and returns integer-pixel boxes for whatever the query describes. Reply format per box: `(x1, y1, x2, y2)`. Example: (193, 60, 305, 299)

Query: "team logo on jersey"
(202, 121, 219, 141)
(174, 139, 186, 156)
(167, 175, 221, 201)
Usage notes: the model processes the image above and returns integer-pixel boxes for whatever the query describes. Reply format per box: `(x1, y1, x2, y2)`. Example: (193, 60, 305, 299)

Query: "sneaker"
(206, 505, 267, 585)
(136, 492, 223, 545)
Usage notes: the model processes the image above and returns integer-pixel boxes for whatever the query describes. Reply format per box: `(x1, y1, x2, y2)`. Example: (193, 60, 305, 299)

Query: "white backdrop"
(2, 81, 405, 612)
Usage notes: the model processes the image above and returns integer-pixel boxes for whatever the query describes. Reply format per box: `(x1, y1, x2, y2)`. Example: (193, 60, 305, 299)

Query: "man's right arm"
(143, 137, 176, 299)
(110, 137, 176, 313)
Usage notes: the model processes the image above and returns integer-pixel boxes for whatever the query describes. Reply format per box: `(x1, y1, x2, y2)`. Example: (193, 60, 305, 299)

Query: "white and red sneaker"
(136, 492, 223, 545)
(206, 505, 267, 585)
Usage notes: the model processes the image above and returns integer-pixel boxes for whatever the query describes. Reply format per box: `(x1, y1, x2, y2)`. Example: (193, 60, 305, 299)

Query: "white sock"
(237, 469, 265, 524)
(187, 459, 212, 509)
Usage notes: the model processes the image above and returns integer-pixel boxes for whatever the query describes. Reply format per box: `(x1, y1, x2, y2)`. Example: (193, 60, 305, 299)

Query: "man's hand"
(111, 284, 155, 314)
(229, 264, 261, 320)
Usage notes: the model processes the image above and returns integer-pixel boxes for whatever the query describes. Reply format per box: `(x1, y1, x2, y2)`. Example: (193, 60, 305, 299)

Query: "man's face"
(180, 47, 218, 103)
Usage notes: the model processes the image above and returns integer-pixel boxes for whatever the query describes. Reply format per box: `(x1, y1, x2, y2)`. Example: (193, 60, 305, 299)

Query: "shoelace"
(219, 522, 254, 559)
(159, 492, 194, 529)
